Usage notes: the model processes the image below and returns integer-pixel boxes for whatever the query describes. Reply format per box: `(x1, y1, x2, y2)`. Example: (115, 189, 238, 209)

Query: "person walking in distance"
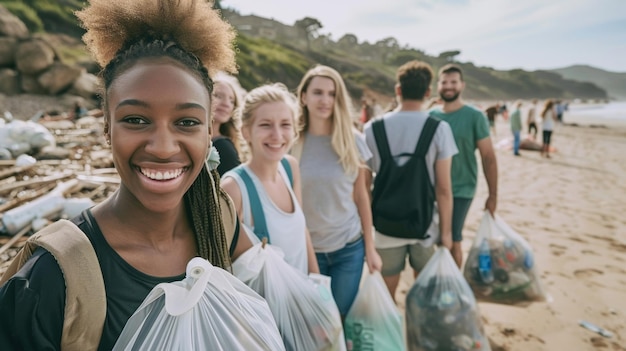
(510, 100, 523, 156)
(429, 64, 498, 268)
(364, 60, 456, 300)
(527, 99, 539, 140)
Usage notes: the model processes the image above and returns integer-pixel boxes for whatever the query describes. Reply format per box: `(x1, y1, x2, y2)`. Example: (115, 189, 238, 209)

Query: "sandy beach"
(1, 102, 625, 350)
(396, 112, 626, 350)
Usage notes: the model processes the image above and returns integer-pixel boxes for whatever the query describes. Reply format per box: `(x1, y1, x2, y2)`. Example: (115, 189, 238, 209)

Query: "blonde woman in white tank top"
(222, 84, 319, 274)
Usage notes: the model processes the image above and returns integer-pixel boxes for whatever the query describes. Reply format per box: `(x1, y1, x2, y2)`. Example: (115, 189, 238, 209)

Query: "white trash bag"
(464, 212, 547, 304)
(344, 271, 405, 351)
(232, 242, 345, 351)
(113, 257, 285, 351)
(406, 248, 490, 351)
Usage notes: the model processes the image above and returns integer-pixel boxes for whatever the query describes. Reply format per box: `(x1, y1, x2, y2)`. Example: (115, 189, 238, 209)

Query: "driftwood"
(0, 172, 73, 195)
(0, 183, 56, 213)
(0, 225, 31, 257)
(0, 165, 36, 179)
(1, 115, 116, 277)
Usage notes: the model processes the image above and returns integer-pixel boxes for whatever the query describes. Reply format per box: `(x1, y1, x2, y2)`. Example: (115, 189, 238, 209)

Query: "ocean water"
(564, 101, 626, 126)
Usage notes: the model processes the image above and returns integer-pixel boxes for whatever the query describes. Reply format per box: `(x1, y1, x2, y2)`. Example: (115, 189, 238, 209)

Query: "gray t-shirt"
(300, 131, 372, 253)
(364, 110, 458, 248)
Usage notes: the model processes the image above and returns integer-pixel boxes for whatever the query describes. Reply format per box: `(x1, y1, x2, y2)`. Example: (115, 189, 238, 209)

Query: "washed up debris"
(579, 320, 613, 338)
(0, 109, 117, 277)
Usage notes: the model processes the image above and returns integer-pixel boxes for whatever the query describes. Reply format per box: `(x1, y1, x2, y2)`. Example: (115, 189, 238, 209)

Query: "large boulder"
(16, 39, 56, 75)
(0, 5, 29, 39)
(38, 63, 83, 95)
(0, 37, 17, 66)
(68, 71, 100, 100)
(0, 68, 20, 95)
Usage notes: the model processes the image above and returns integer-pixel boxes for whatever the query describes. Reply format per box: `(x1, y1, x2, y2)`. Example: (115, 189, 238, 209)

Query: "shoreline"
(397, 118, 626, 350)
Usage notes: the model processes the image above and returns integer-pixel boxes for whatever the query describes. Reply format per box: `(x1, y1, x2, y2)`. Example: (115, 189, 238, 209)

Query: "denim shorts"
(315, 236, 364, 316)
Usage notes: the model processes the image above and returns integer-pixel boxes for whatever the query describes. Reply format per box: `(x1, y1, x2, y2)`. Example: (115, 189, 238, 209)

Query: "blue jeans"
(513, 130, 521, 155)
(315, 237, 364, 316)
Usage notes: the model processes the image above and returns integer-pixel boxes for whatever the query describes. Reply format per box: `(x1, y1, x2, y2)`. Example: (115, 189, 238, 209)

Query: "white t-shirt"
(223, 163, 308, 274)
(542, 109, 555, 131)
(364, 110, 458, 249)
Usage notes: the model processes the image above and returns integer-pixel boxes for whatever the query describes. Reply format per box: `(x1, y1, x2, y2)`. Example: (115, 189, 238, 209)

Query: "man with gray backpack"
(364, 60, 457, 300)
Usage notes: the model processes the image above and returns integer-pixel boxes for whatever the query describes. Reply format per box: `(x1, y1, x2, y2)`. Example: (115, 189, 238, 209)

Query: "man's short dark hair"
(438, 64, 464, 81)
(396, 60, 433, 101)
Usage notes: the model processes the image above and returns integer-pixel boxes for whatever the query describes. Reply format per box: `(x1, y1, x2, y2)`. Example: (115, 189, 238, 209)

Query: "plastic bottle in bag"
(406, 248, 490, 351)
(478, 239, 494, 284)
(464, 212, 548, 304)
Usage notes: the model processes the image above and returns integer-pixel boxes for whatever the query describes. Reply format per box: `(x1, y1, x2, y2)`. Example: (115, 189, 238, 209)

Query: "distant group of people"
(0, 0, 503, 348)
(508, 98, 565, 158)
(482, 98, 567, 158)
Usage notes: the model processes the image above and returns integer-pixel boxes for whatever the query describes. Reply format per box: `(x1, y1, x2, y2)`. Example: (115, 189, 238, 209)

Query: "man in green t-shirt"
(429, 64, 498, 267)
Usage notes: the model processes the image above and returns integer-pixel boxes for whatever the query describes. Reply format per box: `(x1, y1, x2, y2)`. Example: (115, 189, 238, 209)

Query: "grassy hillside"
(551, 65, 626, 100)
(0, 0, 84, 36)
(1, 2, 609, 102)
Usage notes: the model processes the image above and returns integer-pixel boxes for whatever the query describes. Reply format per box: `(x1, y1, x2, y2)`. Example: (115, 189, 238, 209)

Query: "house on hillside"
(225, 14, 302, 42)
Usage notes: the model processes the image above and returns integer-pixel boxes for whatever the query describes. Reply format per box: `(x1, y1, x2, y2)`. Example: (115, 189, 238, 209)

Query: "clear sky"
(222, 0, 626, 73)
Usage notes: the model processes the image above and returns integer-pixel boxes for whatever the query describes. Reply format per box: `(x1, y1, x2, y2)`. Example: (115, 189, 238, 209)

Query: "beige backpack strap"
(218, 189, 237, 248)
(290, 137, 304, 161)
(0, 220, 106, 351)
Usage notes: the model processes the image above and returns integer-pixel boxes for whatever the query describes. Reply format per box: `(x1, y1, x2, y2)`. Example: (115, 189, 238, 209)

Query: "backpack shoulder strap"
(280, 157, 293, 187)
(0, 219, 106, 351)
(217, 188, 237, 251)
(414, 116, 441, 157)
(290, 137, 304, 161)
(231, 166, 270, 243)
(372, 119, 392, 159)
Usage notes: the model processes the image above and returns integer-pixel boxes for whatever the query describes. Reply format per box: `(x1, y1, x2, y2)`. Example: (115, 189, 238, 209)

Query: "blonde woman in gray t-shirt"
(292, 65, 383, 317)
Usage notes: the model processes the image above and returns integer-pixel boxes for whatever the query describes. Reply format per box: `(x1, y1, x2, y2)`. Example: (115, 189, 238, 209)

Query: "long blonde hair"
(295, 65, 361, 176)
(213, 72, 246, 157)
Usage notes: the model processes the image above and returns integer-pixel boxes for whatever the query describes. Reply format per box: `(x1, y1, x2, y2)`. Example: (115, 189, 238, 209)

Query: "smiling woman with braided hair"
(0, 1, 254, 349)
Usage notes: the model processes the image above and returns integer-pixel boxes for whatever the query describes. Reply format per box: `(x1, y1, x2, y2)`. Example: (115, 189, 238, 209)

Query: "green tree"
(438, 50, 461, 62)
(294, 16, 323, 50)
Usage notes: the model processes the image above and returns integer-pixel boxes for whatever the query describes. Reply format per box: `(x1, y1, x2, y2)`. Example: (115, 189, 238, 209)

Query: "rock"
(76, 60, 101, 75)
(0, 68, 20, 95)
(0, 5, 29, 39)
(38, 63, 83, 95)
(0, 37, 18, 66)
(68, 71, 100, 100)
(16, 39, 56, 75)
(20, 74, 47, 94)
